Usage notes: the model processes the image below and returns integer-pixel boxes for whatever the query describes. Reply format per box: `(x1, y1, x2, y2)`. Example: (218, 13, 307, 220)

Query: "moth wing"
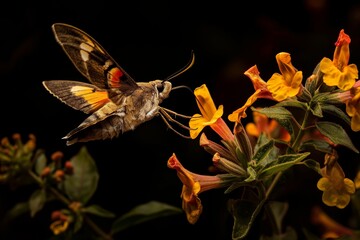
(52, 23, 139, 93)
(42, 80, 112, 114)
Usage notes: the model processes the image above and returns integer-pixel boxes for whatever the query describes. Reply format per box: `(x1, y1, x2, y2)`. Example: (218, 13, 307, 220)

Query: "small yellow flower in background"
(354, 170, 360, 189)
(228, 65, 274, 122)
(167, 153, 223, 224)
(50, 210, 70, 235)
(317, 152, 355, 209)
(189, 84, 233, 141)
(320, 29, 358, 91)
(267, 52, 303, 101)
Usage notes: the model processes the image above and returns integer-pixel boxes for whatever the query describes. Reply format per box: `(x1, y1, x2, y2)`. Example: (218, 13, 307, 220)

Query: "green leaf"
(315, 121, 359, 153)
(310, 102, 323, 117)
(111, 201, 182, 235)
(73, 213, 84, 233)
(276, 118, 295, 140)
(82, 204, 116, 218)
(301, 159, 321, 174)
(245, 166, 257, 182)
(229, 187, 266, 240)
(321, 104, 351, 126)
(252, 140, 275, 166)
(252, 106, 293, 120)
(64, 146, 99, 204)
(34, 152, 47, 176)
(259, 152, 310, 178)
(299, 139, 333, 154)
(29, 188, 46, 217)
(273, 99, 308, 110)
(1, 201, 30, 224)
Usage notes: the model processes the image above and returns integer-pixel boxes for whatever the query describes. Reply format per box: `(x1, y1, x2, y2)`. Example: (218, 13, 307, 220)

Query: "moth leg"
(160, 107, 193, 119)
(159, 108, 193, 130)
(159, 111, 192, 139)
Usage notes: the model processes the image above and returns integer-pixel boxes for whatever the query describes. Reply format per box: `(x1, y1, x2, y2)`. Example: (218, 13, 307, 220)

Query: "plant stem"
(265, 106, 311, 199)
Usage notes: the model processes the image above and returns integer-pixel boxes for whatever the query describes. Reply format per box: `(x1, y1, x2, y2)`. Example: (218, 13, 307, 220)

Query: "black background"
(1, 0, 360, 239)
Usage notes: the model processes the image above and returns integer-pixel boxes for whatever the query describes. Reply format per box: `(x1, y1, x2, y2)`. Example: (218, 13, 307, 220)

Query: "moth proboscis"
(43, 23, 195, 146)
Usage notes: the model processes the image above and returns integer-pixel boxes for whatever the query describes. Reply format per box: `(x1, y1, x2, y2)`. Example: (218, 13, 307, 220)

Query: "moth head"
(154, 80, 172, 100)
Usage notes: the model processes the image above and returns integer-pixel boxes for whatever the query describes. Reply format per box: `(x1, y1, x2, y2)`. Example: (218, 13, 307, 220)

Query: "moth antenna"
(163, 50, 195, 83)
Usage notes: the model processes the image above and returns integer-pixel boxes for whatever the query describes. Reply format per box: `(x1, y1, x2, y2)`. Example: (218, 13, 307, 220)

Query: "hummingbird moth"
(43, 23, 194, 146)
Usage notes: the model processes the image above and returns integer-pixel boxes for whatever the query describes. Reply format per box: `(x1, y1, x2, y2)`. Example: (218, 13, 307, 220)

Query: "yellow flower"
(346, 86, 360, 131)
(189, 84, 233, 140)
(317, 153, 355, 209)
(167, 153, 223, 224)
(320, 29, 358, 90)
(228, 65, 274, 122)
(50, 220, 69, 235)
(267, 52, 303, 101)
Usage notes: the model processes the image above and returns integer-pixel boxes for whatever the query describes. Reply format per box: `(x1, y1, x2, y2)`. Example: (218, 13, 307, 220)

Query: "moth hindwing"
(43, 23, 195, 146)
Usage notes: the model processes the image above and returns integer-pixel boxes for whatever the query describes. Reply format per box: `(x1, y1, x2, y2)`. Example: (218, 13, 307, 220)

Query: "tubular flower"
(317, 153, 355, 209)
(267, 52, 303, 101)
(167, 153, 225, 224)
(320, 29, 358, 91)
(190, 84, 233, 141)
(228, 65, 274, 122)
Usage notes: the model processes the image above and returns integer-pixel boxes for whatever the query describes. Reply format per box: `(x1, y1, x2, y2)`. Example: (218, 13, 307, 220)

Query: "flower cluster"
(168, 29, 360, 239)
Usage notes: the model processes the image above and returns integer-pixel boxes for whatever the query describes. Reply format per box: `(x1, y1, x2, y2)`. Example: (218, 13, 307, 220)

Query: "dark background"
(1, 0, 360, 239)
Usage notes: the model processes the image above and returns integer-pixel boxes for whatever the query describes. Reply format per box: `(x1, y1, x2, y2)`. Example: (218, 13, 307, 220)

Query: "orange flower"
(190, 84, 233, 141)
(167, 153, 224, 224)
(228, 65, 274, 122)
(267, 52, 303, 101)
(317, 152, 355, 209)
(320, 29, 358, 90)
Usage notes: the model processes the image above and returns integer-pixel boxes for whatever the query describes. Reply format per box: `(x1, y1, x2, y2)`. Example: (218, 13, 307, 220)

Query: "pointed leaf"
(64, 146, 99, 204)
(276, 119, 295, 140)
(315, 121, 359, 153)
(73, 213, 84, 233)
(273, 99, 308, 110)
(29, 188, 46, 217)
(310, 102, 323, 117)
(259, 152, 310, 178)
(82, 204, 116, 218)
(299, 139, 333, 154)
(252, 140, 274, 166)
(321, 104, 351, 126)
(111, 201, 182, 235)
(252, 106, 293, 120)
(301, 159, 321, 174)
(230, 196, 265, 240)
(1, 202, 30, 224)
(34, 152, 47, 176)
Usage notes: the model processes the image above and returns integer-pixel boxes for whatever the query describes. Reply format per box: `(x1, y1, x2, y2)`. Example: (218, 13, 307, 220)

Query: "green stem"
(265, 106, 311, 199)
